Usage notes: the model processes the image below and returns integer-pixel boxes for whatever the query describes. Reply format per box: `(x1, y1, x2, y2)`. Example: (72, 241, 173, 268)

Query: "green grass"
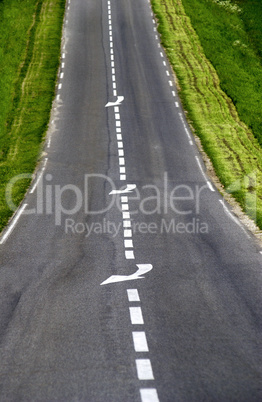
(0, 0, 65, 231)
(151, 0, 262, 229)
(236, 0, 262, 63)
(181, 0, 262, 146)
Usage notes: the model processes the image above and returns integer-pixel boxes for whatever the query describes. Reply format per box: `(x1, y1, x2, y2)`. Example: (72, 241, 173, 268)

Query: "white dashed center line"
(127, 289, 140, 302)
(140, 389, 160, 402)
(129, 307, 144, 324)
(136, 359, 154, 380)
(132, 332, 149, 352)
(104, 2, 160, 400)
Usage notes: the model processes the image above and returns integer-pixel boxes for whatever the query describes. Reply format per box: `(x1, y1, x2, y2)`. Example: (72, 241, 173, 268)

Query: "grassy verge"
(181, 0, 262, 147)
(151, 0, 262, 230)
(0, 0, 65, 231)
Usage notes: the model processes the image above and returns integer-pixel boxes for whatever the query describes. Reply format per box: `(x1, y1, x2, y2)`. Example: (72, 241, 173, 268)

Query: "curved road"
(0, 0, 261, 400)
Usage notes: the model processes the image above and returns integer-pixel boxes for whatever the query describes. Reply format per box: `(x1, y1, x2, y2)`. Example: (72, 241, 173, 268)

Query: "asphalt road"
(0, 0, 261, 400)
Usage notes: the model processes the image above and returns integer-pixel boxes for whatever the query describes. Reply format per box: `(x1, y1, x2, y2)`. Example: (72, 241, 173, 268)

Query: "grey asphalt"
(0, 0, 261, 400)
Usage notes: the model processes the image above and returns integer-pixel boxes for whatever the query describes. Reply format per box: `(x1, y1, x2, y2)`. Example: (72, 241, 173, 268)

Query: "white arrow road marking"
(105, 96, 124, 107)
(109, 184, 136, 195)
(100, 264, 153, 285)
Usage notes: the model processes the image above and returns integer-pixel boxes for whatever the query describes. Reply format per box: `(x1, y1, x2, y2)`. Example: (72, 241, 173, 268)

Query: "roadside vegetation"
(151, 0, 262, 230)
(0, 0, 65, 232)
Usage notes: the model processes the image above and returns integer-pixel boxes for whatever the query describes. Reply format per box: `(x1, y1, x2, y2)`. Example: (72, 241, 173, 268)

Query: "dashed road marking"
(129, 307, 144, 324)
(132, 332, 149, 352)
(122, 212, 130, 220)
(121, 203, 129, 211)
(140, 389, 160, 402)
(125, 250, 135, 259)
(0, 203, 28, 245)
(104, 3, 160, 400)
(195, 156, 215, 191)
(136, 359, 154, 380)
(124, 229, 132, 238)
(124, 239, 133, 248)
(30, 158, 48, 194)
(127, 289, 140, 302)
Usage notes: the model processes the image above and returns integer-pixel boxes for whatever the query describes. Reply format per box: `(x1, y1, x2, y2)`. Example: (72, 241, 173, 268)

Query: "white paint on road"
(109, 184, 136, 195)
(195, 156, 215, 192)
(125, 250, 135, 259)
(130, 307, 144, 324)
(105, 96, 124, 108)
(136, 359, 154, 380)
(140, 389, 160, 402)
(124, 239, 133, 248)
(207, 181, 215, 192)
(0, 203, 28, 245)
(124, 229, 132, 237)
(103, 5, 159, 397)
(127, 289, 140, 302)
(219, 199, 250, 238)
(30, 158, 48, 194)
(121, 203, 129, 211)
(132, 332, 149, 352)
(101, 265, 152, 286)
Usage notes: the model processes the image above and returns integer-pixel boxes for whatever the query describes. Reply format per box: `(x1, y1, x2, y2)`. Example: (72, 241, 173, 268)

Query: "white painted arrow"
(109, 184, 136, 195)
(100, 264, 153, 285)
(105, 96, 124, 108)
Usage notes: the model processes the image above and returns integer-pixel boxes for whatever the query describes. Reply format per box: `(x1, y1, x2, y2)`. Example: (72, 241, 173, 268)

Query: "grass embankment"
(151, 0, 262, 229)
(0, 0, 65, 232)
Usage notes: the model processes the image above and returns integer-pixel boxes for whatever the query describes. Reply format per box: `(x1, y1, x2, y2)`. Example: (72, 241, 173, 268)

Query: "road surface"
(0, 0, 261, 400)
